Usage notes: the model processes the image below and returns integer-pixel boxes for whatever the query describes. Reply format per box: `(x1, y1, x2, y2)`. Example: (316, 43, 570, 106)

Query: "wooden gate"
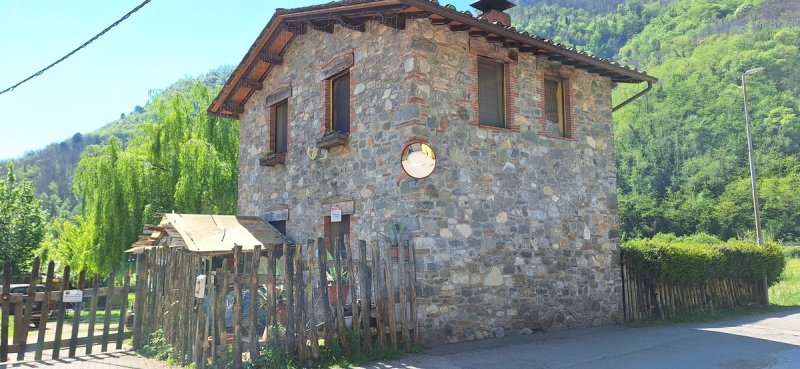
(0, 258, 134, 363)
(133, 235, 419, 368)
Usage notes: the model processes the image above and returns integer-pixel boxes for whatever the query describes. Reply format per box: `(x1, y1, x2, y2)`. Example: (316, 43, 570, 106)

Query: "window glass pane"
(275, 100, 288, 153)
(332, 73, 350, 134)
(478, 58, 505, 127)
(545, 79, 565, 136)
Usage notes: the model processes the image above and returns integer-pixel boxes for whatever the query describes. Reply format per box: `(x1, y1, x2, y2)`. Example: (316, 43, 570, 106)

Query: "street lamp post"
(742, 67, 764, 246)
(742, 66, 769, 305)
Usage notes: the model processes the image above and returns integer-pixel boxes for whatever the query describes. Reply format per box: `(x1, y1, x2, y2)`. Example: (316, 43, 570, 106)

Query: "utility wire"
(0, 0, 152, 96)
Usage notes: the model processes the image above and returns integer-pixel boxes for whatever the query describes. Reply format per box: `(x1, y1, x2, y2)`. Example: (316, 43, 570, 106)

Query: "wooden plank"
(85, 274, 101, 355)
(317, 237, 333, 345)
(34, 261, 55, 360)
(370, 241, 385, 346)
(1, 263, 11, 362)
(295, 243, 305, 360)
(116, 273, 130, 350)
(68, 269, 87, 357)
(333, 238, 348, 354)
(307, 240, 320, 359)
(233, 245, 243, 369)
(214, 265, 228, 365)
(249, 245, 261, 360)
(18, 258, 40, 361)
(408, 240, 419, 345)
(200, 259, 211, 369)
(399, 244, 410, 348)
(345, 235, 360, 353)
(358, 241, 371, 350)
(264, 247, 276, 344)
(101, 272, 115, 353)
(284, 242, 294, 355)
(384, 242, 397, 350)
(52, 265, 71, 359)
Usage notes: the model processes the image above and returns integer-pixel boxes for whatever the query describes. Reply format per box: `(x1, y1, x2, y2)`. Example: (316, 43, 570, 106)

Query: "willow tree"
(69, 82, 238, 274)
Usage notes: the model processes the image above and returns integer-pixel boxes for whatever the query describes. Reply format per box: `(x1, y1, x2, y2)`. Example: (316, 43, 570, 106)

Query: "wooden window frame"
(540, 73, 574, 140)
(328, 71, 351, 134)
(270, 99, 289, 154)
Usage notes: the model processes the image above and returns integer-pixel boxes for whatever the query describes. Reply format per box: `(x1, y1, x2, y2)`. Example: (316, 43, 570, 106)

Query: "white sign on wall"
(63, 290, 83, 303)
(331, 206, 342, 223)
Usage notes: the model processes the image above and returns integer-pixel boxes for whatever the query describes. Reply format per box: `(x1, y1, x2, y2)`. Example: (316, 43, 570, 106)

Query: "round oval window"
(401, 142, 436, 179)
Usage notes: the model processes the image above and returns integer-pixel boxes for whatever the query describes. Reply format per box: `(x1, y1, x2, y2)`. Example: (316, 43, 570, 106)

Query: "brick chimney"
(470, 0, 516, 27)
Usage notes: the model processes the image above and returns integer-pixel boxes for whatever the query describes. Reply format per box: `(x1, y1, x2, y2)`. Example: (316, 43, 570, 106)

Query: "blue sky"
(0, 0, 473, 160)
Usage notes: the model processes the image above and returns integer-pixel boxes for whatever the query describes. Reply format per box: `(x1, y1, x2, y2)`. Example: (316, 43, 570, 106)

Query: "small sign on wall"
(331, 206, 342, 223)
(63, 290, 83, 303)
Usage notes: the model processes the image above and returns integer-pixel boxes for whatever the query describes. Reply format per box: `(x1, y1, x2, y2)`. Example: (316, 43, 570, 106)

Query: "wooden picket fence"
(133, 235, 419, 368)
(0, 258, 134, 363)
(621, 264, 767, 321)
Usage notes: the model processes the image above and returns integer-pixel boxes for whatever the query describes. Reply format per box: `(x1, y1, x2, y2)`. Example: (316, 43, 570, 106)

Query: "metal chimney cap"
(470, 0, 516, 13)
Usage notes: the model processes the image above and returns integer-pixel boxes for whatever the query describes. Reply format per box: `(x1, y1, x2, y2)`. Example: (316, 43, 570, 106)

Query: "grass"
(769, 258, 800, 306)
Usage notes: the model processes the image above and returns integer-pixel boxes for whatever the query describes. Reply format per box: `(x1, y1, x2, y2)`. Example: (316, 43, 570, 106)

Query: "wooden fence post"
(85, 274, 101, 355)
(101, 272, 115, 353)
(18, 257, 40, 361)
(1, 263, 11, 363)
(52, 265, 71, 359)
(409, 240, 419, 346)
(307, 239, 320, 359)
(384, 242, 397, 350)
(333, 238, 348, 354)
(358, 241, 371, 351)
(68, 269, 87, 357)
(370, 241, 385, 346)
(295, 242, 305, 360)
(233, 245, 243, 369)
(317, 237, 333, 346)
(264, 247, 276, 344)
(249, 245, 261, 361)
(35, 261, 55, 360)
(345, 235, 360, 354)
(133, 253, 145, 350)
(284, 242, 294, 355)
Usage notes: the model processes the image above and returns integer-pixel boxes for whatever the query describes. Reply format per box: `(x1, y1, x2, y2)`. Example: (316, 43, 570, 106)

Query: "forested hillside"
(514, 0, 800, 241)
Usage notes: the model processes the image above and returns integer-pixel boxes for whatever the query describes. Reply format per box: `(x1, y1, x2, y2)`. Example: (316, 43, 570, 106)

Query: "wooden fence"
(621, 264, 767, 321)
(133, 235, 419, 368)
(0, 258, 134, 363)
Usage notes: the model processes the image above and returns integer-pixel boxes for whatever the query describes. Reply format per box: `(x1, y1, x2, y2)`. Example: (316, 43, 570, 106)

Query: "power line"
(0, 0, 153, 96)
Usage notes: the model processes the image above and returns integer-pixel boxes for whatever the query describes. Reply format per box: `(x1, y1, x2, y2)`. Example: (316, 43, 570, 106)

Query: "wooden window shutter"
(274, 100, 288, 154)
(478, 58, 505, 128)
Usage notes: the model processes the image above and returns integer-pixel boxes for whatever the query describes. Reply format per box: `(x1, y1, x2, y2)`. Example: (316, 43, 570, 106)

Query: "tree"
(0, 164, 46, 273)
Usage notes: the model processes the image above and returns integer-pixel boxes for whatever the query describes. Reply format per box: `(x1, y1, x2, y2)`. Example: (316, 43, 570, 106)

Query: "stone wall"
(237, 18, 622, 346)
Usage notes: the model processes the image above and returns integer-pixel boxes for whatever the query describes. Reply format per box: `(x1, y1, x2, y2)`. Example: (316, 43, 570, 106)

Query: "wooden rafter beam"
(503, 41, 521, 48)
(257, 51, 283, 65)
(469, 30, 488, 38)
(222, 103, 244, 114)
(240, 79, 263, 91)
(379, 16, 406, 30)
(337, 16, 365, 32)
(486, 36, 505, 43)
(449, 24, 471, 32)
(430, 17, 451, 25)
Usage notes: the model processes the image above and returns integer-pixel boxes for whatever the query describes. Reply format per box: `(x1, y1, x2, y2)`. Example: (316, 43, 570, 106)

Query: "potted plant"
(325, 258, 349, 306)
(315, 130, 349, 149)
(259, 150, 285, 166)
(380, 223, 410, 259)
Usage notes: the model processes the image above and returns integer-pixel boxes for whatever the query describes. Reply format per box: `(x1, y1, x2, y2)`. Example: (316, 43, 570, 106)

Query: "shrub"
(787, 247, 800, 259)
(622, 234, 786, 288)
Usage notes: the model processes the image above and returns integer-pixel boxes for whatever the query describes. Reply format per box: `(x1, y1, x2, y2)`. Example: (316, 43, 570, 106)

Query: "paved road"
(362, 308, 800, 369)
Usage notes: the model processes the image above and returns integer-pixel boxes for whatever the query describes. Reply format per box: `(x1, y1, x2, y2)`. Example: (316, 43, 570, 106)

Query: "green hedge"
(621, 234, 786, 288)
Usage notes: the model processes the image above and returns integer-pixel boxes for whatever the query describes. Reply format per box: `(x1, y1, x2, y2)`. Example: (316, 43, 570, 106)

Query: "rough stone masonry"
(237, 17, 622, 346)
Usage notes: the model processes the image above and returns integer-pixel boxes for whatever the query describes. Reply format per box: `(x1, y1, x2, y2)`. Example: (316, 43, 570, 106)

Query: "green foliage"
(242, 335, 403, 369)
(140, 329, 174, 362)
(0, 164, 47, 273)
(621, 234, 786, 288)
(769, 258, 800, 305)
(786, 247, 800, 259)
(62, 80, 238, 275)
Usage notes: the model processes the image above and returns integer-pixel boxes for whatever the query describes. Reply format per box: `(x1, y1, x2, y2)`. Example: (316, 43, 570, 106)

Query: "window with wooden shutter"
(274, 100, 288, 154)
(544, 78, 566, 137)
(324, 215, 350, 257)
(331, 72, 350, 134)
(478, 58, 505, 128)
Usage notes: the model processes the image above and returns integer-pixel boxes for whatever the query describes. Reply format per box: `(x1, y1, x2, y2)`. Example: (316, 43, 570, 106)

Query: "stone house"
(207, 0, 656, 345)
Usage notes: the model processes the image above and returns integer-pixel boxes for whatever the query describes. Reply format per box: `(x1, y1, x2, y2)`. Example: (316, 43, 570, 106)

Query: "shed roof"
(208, 0, 657, 118)
(161, 214, 288, 255)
